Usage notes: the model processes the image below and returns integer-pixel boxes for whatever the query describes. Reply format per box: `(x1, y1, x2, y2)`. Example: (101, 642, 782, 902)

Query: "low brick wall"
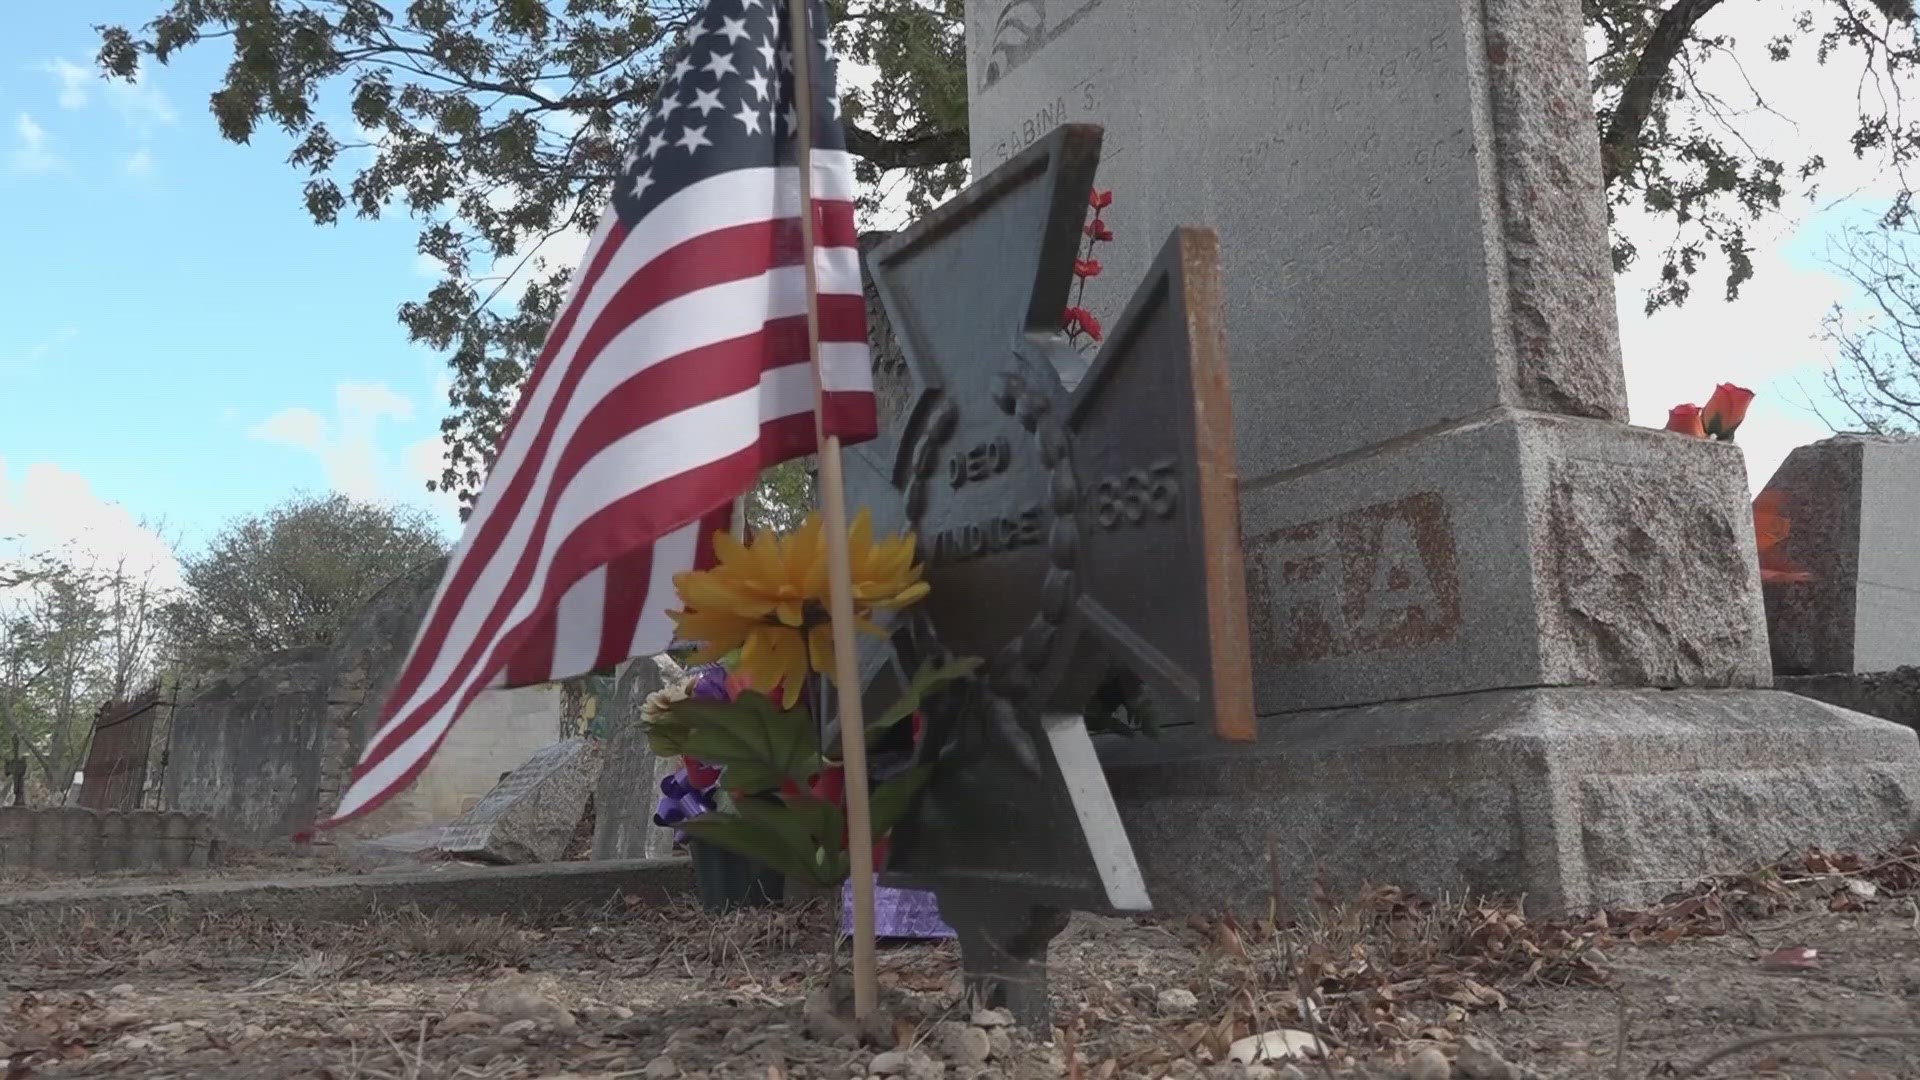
(0, 807, 218, 872)
(1779, 666, 1920, 733)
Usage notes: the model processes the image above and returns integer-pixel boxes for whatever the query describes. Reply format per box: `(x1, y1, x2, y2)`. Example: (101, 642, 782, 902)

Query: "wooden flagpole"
(784, 0, 880, 1018)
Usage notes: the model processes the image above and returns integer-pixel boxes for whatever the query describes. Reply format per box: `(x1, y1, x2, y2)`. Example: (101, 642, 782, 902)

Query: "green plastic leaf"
(681, 814, 819, 881)
(643, 709, 695, 757)
(869, 765, 933, 837)
(676, 690, 823, 793)
(736, 795, 849, 885)
(867, 656, 983, 736)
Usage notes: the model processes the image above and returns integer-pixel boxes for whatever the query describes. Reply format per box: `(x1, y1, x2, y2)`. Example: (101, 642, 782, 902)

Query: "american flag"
(320, 0, 875, 827)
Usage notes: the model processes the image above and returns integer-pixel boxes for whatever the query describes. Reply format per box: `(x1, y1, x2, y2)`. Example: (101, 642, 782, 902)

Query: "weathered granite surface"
(1103, 688, 1920, 914)
(438, 739, 602, 864)
(1781, 667, 1920, 734)
(965, 0, 1625, 483)
(591, 658, 680, 862)
(1760, 436, 1920, 675)
(1242, 410, 1770, 713)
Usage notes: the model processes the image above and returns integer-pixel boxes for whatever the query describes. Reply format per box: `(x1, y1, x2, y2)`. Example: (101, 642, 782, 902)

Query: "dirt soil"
(5, 849, 1920, 1079)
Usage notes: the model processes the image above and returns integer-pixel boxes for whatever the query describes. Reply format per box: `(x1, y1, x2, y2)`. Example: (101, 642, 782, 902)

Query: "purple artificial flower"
(687, 663, 731, 702)
(653, 766, 718, 844)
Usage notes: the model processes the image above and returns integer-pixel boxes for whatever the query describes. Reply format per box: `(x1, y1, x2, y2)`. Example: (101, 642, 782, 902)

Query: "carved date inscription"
(1087, 460, 1180, 530)
(1246, 492, 1463, 663)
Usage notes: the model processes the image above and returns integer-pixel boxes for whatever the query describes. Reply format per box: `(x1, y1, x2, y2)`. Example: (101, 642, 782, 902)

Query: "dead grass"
(382, 908, 535, 965)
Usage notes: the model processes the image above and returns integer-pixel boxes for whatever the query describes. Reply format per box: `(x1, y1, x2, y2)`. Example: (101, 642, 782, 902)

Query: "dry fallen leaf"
(1759, 946, 1820, 972)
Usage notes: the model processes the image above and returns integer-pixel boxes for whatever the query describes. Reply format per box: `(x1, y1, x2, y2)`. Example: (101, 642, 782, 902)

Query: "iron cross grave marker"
(842, 124, 1256, 1021)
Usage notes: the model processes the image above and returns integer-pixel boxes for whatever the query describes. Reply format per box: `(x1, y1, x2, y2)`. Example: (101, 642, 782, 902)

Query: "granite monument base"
(1240, 408, 1774, 716)
(1102, 688, 1920, 915)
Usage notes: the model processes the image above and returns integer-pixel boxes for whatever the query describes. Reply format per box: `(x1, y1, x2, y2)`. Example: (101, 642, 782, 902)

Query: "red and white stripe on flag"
(318, 151, 876, 828)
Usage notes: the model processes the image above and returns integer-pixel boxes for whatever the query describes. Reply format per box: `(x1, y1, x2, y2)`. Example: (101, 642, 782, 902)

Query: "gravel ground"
(4, 849, 1920, 1078)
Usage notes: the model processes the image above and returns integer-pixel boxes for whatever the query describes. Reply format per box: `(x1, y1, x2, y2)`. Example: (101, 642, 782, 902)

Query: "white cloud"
(248, 383, 456, 528)
(34, 59, 91, 110)
(403, 434, 463, 518)
(0, 458, 182, 590)
(59, 62, 174, 132)
(110, 70, 175, 131)
(250, 407, 328, 451)
(123, 148, 154, 177)
(7, 113, 59, 173)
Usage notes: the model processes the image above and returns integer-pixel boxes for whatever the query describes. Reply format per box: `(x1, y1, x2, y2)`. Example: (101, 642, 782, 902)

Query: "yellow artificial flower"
(668, 509, 931, 707)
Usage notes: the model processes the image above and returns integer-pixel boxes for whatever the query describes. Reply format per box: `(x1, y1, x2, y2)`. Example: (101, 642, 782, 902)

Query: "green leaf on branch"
(676, 690, 823, 794)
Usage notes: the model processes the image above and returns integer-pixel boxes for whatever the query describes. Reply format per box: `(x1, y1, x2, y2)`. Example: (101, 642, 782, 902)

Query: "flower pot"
(689, 839, 785, 912)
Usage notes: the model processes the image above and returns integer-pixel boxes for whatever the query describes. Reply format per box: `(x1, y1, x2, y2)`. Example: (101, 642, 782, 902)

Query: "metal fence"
(77, 684, 166, 811)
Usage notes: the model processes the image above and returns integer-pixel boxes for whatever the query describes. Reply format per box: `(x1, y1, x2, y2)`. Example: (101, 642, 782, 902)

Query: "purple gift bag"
(840, 878, 955, 940)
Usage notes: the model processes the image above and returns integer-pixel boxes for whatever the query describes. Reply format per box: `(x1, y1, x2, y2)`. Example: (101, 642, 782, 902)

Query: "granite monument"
(959, 0, 1920, 914)
(1759, 435, 1920, 677)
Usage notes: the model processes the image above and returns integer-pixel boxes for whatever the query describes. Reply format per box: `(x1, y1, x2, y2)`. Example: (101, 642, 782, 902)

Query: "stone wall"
(0, 807, 217, 871)
(162, 647, 336, 841)
(1780, 667, 1920, 734)
(162, 555, 566, 843)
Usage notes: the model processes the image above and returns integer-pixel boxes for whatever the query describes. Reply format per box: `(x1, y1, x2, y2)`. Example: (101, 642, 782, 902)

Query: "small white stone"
(644, 1054, 680, 1079)
(1157, 988, 1201, 1015)
(498, 1018, 541, 1038)
(1408, 1047, 1452, 1080)
(969, 1008, 1015, 1028)
(437, 1011, 497, 1036)
(108, 984, 135, 998)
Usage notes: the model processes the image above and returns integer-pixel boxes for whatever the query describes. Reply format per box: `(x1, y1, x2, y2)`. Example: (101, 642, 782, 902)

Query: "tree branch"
(843, 123, 967, 170)
(1600, 0, 1727, 187)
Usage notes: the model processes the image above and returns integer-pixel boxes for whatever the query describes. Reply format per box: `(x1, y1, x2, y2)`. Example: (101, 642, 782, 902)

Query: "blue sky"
(0, 3, 1901, 589)
(0, 2, 461, 584)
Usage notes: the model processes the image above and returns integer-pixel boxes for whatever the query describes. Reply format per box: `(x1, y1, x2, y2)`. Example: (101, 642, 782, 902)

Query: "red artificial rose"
(1084, 221, 1114, 242)
(684, 756, 722, 788)
(1701, 382, 1756, 440)
(810, 764, 846, 807)
(1089, 189, 1114, 210)
(1664, 403, 1706, 439)
(1074, 258, 1103, 279)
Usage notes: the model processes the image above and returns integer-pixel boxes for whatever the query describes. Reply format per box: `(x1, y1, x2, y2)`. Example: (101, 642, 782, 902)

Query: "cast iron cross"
(842, 124, 1255, 1020)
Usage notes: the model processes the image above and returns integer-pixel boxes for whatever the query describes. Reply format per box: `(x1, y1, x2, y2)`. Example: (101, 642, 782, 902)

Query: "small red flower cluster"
(1064, 188, 1115, 348)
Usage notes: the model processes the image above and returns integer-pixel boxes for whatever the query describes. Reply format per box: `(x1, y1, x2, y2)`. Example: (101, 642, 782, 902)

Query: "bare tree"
(1820, 220, 1920, 433)
(0, 547, 177, 799)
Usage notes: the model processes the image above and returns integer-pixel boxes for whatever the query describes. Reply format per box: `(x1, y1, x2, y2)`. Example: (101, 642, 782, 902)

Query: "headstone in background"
(1759, 435, 1920, 676)
(437, 738, 601, 864)
(959, 0, 1920, 912)
(591, 656, 683, 862)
